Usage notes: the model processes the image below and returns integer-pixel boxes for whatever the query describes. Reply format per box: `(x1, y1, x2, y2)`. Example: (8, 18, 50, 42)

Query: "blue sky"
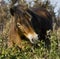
(4, 0, 60, 15)
(50, 0, 60, 15)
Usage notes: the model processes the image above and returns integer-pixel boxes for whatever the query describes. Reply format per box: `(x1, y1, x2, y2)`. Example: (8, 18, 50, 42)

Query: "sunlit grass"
(0, 32, 60, 59)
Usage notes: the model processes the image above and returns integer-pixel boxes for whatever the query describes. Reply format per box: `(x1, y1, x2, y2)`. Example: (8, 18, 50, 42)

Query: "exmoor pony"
(9, 5, 53, 48)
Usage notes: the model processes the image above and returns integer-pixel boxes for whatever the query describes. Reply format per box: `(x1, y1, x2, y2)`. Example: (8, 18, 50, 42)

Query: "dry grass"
(57, 28, 60, 39)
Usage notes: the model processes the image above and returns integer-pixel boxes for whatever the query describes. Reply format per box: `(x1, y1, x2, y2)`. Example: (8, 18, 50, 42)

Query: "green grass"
(0, 32, 60, 59)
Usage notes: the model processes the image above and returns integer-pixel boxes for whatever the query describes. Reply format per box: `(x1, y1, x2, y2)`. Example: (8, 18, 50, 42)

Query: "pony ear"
(10, 8, 15, 16)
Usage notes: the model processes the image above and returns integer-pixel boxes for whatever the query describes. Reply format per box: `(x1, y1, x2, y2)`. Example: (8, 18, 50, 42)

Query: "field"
(0, 30, 60, 59)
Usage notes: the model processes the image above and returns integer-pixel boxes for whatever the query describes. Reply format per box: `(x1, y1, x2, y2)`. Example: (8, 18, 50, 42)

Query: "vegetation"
(0, 32, 60, 59)
(0, 0, 60, 59)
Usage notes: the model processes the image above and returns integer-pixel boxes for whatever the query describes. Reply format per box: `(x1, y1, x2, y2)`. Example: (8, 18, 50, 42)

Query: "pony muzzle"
(27, 33, 39, 44)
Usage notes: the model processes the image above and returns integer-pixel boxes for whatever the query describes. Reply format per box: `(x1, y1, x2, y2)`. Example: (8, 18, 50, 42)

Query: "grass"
(0, 32, 60, 59)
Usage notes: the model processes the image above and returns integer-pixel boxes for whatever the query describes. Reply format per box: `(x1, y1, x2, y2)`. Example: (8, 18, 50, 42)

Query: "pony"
(9, 5, 53, 48)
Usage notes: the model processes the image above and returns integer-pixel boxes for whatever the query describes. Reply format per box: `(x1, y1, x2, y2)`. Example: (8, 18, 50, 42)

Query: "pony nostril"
(27, 33, 39, 44)
(31, 39, 35, 43)
(32, 38, 39, 44)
